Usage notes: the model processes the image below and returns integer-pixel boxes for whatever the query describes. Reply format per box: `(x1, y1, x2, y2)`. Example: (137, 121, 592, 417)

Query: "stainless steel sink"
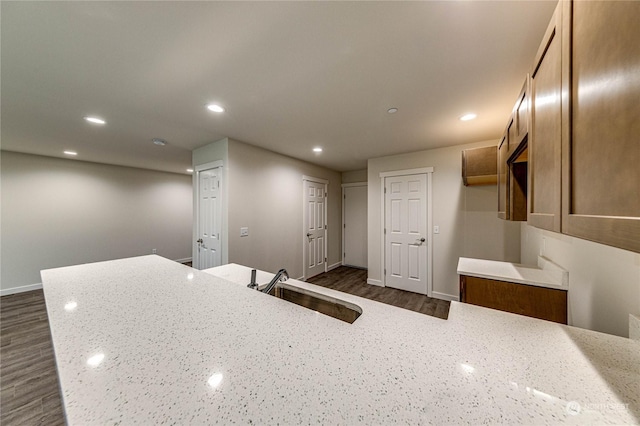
(268, 284, 362, 323)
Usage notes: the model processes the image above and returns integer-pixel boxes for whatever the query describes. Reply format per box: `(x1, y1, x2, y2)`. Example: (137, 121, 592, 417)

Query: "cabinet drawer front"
(464, 276, 567, 324)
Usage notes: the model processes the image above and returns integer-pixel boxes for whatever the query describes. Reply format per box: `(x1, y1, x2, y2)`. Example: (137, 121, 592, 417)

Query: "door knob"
(306, 233, 312, 237)
(420, 238, 426, 242)
(196, 238, 203, 244)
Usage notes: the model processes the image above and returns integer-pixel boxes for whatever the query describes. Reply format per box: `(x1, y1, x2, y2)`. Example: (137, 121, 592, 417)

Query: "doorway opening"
(342, 182, 367, 269)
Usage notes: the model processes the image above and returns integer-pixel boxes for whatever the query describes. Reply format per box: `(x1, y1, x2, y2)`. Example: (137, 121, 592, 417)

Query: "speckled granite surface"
(41, 256, 638, 424)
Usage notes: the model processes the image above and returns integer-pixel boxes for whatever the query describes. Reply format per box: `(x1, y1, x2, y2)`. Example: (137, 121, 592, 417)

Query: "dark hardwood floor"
(0, 264, 448, 424)
(307, 266, 450, 320)
(1, 290, 65, 426)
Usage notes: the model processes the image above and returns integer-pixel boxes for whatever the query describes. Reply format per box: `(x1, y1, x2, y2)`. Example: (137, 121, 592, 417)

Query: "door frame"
(341, 182, 367, 269)
(302, 175, 329, 280)
(194, 160, 225, 269)
(379, 167, 433, 297)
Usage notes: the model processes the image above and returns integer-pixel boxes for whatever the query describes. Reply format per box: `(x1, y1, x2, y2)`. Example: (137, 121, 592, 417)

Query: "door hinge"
(344, 194, 346, 199)
(325, 257, 327, 262)
(343, 224, 346, 228)
(325, 225, 327, 229)
(343, 252, 346, 258)
(384, 268, 387, 275)
(384, 228, 386, 234)
(384, 187, 387, 194)
(217, 181, 220, 188)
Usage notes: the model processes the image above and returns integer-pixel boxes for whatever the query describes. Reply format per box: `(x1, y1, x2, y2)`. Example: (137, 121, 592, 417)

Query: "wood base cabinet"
(460, 275, 567, 324)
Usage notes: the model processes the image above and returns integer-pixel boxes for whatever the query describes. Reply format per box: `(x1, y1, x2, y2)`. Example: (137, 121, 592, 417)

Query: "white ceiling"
(1, 1, 557, 174)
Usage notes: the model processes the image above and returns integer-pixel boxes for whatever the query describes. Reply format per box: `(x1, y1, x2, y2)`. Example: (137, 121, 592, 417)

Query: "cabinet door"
(561, 1, 640, 253)
(528, 3, 562, 232)
(507, 117, 517, 155)
(513, 78, 529, 149)
(497, 135, 508, 219)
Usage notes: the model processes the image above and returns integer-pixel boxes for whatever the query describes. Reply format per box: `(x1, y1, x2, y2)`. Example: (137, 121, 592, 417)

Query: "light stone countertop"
(457, 256, 569, 290)
(41, 255, 638, 425)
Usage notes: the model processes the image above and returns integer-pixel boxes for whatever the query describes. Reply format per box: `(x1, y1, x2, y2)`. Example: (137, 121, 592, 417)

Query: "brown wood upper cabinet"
(462, 146, 498, 186)
(560, 0, 640, 253)
(528, 3, 562, 232)
(497, 0, 640, 251)
(497, 77, 529, 222)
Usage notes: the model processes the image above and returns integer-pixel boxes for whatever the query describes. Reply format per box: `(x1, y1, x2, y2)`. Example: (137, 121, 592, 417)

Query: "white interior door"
(384, 174, 428, 294)
(304, 178, 327, 279)
(343, 184, 367, 269)
(197, 167, 222, 269)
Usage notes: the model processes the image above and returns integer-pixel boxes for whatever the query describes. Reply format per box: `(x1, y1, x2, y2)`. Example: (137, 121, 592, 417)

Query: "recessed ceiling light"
(64, 150, 78, 156)
(313, 147, 323, 153)
(152, 138, 167, 146)
(206, 103, 225, 113)
(186, 168, 194, 173)
(459, 113, 477, 121)
(387, 108, 398, 114)
(84, 116, 106, 125)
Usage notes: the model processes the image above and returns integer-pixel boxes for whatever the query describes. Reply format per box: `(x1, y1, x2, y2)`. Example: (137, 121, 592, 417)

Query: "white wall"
(226, 139, 342, 279)
(368, 140, 521, 300)
(464, 183, 521, 261)
(192, 139, 229, 168)
(342, 169, 367, 184)
(1, 151, 193, 294)
(521, 223, 640, 338)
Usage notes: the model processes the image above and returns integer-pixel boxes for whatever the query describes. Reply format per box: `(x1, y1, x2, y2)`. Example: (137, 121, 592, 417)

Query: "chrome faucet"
(247, 269, 258, 289)
(261, 269, 289, 294)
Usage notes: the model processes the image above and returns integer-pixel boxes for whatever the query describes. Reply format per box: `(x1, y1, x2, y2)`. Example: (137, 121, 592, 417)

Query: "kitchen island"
(41, 255, 639, 424)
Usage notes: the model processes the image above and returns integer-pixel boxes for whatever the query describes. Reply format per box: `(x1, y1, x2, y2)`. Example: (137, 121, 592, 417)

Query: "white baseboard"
(175, 257, 193, 264)
(327, 262, 342, 272)
(1, 283, 43, 296)
(432, 291, 459, 302)
(367, 278, 383, 287)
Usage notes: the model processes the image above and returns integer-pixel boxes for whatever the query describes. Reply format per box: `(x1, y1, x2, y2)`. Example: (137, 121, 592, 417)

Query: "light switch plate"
(434, 225, 440, 234)
(240, 227, 249, 237)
